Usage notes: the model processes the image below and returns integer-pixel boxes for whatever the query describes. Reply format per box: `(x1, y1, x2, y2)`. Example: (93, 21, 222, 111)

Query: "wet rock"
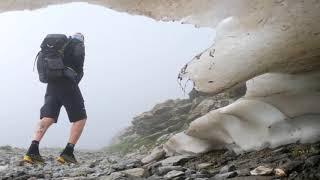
(219, 164, 236, 174)
(0, 165, 8, 172)
(190, 171, 211, 179)
(100, 172, 126, 180)
(288, 171, 298, 179)
(122, 168, 146, 178)
(272, 146, 290, 154)
(160, 155, 192, 166)
(208, 169, 220, 177)
(184, 168, 196, 177)
(262, 153, 289, 163)
(197, 163, 213, 170)
(52, 172, 64, 178)
(147, 175, 166, 180)
(222, 150, 237, 161)
(210, 171, 237, 179)
(88, 160, 101, 168)
(274, 168, 286, 177)
(107, 156, 118, 164)
(164, 170, 185, 179)
(69, 167, 96, 177)
(280, 160, 303, 174)
(250, 166, 273, 176)
(111, 163, 126, 171)
(235, 168, 250, 177)
(112, 158, 142, 171)
(304, 155, 320, 168)
(0, 146, 13, 151)
(142, 146, 166, 164)
(157, 166, 184, 176)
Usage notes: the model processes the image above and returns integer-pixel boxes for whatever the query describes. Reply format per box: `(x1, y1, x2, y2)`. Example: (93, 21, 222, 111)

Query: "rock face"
(106, 92, 237, 155)
(132, 99, 192, 136)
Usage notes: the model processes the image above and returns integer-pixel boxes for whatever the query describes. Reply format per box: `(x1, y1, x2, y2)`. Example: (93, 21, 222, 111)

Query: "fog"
(0, 2, 215, 149)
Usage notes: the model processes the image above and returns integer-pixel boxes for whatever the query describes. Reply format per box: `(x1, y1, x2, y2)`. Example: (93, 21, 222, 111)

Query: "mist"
(0, 2, 215, 149)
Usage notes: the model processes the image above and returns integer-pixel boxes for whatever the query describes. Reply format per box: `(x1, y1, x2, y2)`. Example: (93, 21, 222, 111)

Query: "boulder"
(0, 165, 8, 172)
(197, 163, 213, 170)
(305, 155, 320, 168)
(211, 171, 237, 179)
(157, 166, 184, 176)
(122, 168, 147, 178)
(250, 166, 273, 176)
(280, 160, 303, 174)
(164, 170, 184, 179)
(141, 146, 166, 164)
(274, 168, 286, 177)
(100, 172, 126, 180)
(219, 164, 236, 174)
(160, 155, 192, 166)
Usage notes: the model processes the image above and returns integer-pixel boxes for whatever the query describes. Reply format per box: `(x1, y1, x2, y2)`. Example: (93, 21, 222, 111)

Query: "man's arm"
(73, 41, 85, 83)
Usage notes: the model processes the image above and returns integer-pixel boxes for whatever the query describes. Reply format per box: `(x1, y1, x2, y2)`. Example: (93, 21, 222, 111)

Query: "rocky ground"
(1, 89, 319, 180)
(0, 142, 319, 180)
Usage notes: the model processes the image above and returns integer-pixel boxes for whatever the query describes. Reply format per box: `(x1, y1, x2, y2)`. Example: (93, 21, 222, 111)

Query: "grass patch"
(104, 134, 163, 155)
(290, 145, 312, 158)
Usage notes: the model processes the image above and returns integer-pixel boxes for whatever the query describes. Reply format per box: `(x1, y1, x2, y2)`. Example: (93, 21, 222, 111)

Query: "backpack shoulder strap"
(33, 51, 41, 72)
(58, 37, 72, 56)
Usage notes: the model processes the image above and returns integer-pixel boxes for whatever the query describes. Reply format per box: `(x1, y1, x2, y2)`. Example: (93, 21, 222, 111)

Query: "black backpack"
(35, 34, 71, 83)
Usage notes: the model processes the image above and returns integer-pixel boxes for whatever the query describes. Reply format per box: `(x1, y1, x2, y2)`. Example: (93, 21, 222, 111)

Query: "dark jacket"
(46, 38, 85, 97)
(63, 38, 85, 84)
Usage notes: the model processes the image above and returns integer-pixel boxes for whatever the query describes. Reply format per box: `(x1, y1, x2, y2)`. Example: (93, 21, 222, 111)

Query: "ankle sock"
(62, 143, 75, 155)
(27, 140, 40, 155)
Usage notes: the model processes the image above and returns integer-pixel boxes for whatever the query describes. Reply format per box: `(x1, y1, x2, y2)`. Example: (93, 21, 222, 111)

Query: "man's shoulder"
(70, 39, 85, 56)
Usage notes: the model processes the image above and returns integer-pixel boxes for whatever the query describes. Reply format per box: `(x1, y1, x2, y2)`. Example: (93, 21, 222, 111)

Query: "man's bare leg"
(32, 117, 55, 141)
(24, 117, 55, 163)
(68, 119, 87, 145)
(58, 119, 86, 164)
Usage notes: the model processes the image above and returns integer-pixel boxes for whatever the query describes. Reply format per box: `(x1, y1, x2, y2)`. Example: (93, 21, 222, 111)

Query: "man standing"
(24, 33, 87, 164)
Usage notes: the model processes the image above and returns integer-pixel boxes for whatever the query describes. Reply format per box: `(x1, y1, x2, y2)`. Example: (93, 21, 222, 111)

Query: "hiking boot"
(23, 154, 45, 165)
(57, 152, 78, 164)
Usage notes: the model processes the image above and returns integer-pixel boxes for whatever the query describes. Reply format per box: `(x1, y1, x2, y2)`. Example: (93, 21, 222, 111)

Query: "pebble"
(160, 155, 192, 166)
(164, 170, 185, 179)
(211, 171, 237, 179)
(219, 164, 236, 174)
(250, 166, 273, 176)
(275, 168, 286, 177)
(197, 163, 213, 170)
(157, 166, 184, 176)
(122, 167, 146, 177)
(0, 165, 8, 172)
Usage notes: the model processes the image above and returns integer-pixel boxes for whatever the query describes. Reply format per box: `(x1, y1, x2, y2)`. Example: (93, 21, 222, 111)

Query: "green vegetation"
(290, 144, 312, 157)
(104, 134, 163, 155)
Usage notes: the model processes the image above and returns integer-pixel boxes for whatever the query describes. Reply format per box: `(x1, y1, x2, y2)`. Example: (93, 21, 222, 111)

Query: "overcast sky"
(0, 2, 215, 149)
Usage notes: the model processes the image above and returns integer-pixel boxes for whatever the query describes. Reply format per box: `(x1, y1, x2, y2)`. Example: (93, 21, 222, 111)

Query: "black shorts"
(40, 80, 87, 123)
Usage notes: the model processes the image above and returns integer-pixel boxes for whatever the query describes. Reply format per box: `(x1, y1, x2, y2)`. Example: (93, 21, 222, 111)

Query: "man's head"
(72, 32, 84, 42)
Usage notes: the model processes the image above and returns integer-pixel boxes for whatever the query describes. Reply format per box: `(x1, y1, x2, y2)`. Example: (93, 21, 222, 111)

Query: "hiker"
(23, 33, 87, 164)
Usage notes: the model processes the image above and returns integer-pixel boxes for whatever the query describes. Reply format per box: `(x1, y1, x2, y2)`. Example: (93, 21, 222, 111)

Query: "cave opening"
(0, 2, 215, 149)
